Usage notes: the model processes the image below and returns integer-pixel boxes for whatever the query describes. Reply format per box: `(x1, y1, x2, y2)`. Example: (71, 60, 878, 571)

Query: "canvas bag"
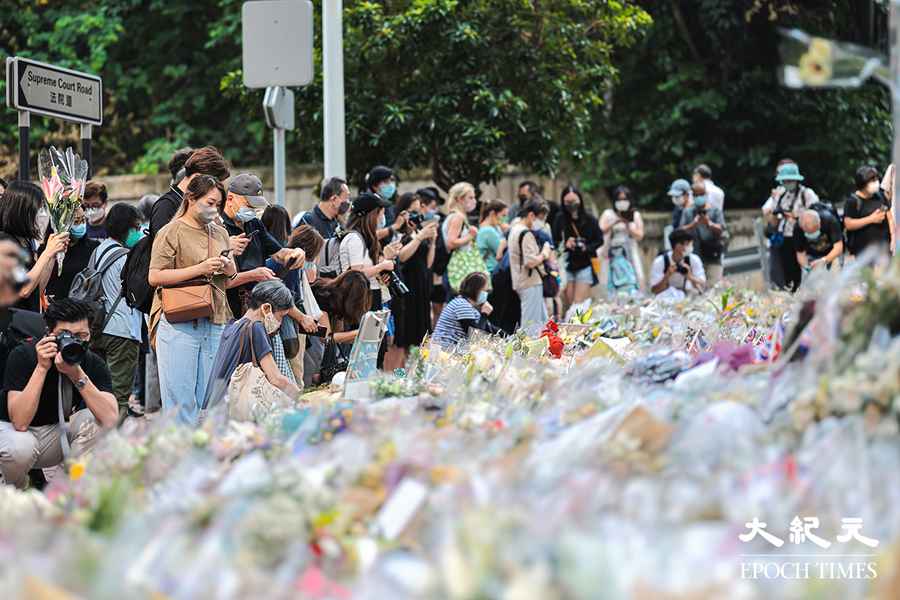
(160, 226, 215, 323)
(228, 322, 292, 422)
(446, 245, 489, 292)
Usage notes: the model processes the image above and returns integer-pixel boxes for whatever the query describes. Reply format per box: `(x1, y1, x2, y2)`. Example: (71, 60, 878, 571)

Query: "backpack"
(809, 201, 843, 239)
(70, 243, 130, 337)
(318, 236, 343, 279)
(121, 234, 154, 314)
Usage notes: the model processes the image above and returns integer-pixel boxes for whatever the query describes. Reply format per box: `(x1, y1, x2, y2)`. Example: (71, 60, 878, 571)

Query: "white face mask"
(671, 196, 685, 208)
(263, 310, 281, 334)
(867, 182, 881, 196)
(614, 200, 630, 212)
(85, 206, 105, 225)
(195, 203, 219, 224)
(684, 243, 694, 256)
(533, 218, 545, 230)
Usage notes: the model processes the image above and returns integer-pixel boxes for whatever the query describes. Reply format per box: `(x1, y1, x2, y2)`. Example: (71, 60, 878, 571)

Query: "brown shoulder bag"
(160, 225, 216, 323)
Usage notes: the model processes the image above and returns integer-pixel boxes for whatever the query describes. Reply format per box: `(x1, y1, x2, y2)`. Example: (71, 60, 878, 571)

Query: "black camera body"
(386, 270, 411, 297)
(56, 332, 87, 365)
(573, 237, 587, 252)
(407, 212, 425, 227)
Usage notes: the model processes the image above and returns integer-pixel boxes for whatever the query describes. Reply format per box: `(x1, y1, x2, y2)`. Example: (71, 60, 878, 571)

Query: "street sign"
(5, 57, 102, 126)
(242, 0, 314, 89)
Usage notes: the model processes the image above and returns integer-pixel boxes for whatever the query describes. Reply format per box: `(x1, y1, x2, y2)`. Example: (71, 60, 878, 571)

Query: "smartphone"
(246, 229, 260, 240)
(220, 248, 233, 257)
(308, 326, 328, 337)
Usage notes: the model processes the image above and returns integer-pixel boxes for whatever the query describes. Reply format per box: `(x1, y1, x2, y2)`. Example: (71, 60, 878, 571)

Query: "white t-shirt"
(649, 251, 706, 302)
(761, 186, 819, 236)
(705, 180, 725, 213)
(339, 231, 378, 290)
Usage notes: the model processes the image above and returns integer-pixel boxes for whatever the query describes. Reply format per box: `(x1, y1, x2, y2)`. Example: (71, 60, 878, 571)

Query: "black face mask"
(338, 199, 350, 215)
(565, 202, 579, 214)
(518, 195, 529, 204)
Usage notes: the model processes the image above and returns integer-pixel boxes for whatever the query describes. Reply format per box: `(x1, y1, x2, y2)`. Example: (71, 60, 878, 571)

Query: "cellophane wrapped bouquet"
(38, 146, 88, 275)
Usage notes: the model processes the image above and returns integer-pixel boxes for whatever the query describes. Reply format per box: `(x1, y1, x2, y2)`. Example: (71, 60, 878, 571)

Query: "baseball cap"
(366, 165, 395, 189)
(351, 192, 392, 216)
(667, 179, 692, 196)
(228, 173, 268, 208)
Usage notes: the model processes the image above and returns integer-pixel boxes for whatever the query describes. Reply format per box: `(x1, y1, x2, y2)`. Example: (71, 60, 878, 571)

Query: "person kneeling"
(203, 280, 301, 412)
(432, 272, 505, 348)
(650, 229, 706, 302)
(0, 299, 118, 488)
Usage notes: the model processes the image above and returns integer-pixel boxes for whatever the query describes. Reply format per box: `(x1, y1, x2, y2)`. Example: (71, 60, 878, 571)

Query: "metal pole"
(274, 126, 286, 206)
(892, 1, 900, 254)
(80, 123, 93, 180)
(323, 0, 346, 179)
(18, 110, 29, 181)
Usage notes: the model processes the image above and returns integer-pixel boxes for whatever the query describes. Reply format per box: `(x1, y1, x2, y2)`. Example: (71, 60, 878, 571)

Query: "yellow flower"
(420, 348, 429, 360)
(745, 306, 757, 318)
(69, 462, 85, 481)
(798, 39, 833, 86)
(651, 326, 660, 339)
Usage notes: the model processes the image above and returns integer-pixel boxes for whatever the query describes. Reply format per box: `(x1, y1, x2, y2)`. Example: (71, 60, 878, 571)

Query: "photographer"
(845, 165, 895, 258)
(761, 161, 819, 290)
(392, 193, 439, 364)
(0, 299, 117, 488)
(650, 229, 706, 301)
(679, 182, 727, 287)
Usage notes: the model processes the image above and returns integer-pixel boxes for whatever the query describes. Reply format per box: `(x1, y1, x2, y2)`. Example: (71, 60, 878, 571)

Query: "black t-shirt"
(149, 186, 185, 239)
(844, 192, 891, 255)
(1, 343, 113, 427)
(45, 235, 100, 299)
(793, 213, 843, 260)
(222, 215, 283, 318)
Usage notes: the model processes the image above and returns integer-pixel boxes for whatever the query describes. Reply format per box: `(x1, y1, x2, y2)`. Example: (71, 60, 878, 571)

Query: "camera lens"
(56, 333, 86, 365)
(386, 271, 410, 297)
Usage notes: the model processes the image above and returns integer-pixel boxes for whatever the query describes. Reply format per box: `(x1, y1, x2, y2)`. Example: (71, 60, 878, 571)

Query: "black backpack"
(121, 234, 154, 314)
(70, 244, 130, 337)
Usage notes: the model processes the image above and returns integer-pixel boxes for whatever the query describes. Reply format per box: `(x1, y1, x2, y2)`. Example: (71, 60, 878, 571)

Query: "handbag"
(161, 226, 216, 323)
(319, 338, 349, 383)
(228, 322, 291, 422)
(446, 245, 489, 292)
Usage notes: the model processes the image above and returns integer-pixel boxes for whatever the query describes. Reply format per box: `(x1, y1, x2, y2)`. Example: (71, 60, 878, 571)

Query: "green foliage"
(583, 0, 892, 209)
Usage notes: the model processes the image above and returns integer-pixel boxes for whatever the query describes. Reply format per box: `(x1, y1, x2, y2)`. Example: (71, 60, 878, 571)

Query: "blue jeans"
(156, 316, 224, 426)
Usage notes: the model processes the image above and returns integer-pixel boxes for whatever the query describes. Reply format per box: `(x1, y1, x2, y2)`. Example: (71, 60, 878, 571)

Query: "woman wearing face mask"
(762, 161, 819, 291)
(477, 200, 509, 273)
(442, 182, 483, 297)
(432, 272, 504, 348)
(45, 205, 100, 300)
(845, 164, 896, 258)
(553, 185, 605, 306)
(391, 192, 439, 365)
(599, 185, 645, 298)
(0, 181, 69, 312)
(203, 279, 301, 412)
(149, 175, 238, 425)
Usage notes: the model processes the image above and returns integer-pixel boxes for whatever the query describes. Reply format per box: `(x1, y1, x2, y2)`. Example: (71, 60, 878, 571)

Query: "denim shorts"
(570, 265, 595, 285)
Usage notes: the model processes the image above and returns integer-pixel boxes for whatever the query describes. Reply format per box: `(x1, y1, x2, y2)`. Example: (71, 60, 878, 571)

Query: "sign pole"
(891, 1, 900, 252)
(81, 124, 93, 180)
(273, 115, 286, 207)
(323, 0, 346, 179)
(17, 110, 29, 181)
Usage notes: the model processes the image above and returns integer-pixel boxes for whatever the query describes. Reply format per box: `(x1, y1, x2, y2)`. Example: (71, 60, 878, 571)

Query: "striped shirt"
(432, 297, 482, 348)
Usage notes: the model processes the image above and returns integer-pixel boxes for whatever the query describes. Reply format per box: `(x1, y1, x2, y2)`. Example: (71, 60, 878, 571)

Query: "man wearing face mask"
(221, 173, 304, 318)
(845, 165, 896, 258)
(296, 177, 349, 245)
(367, 166, 408, 241)
(667, 179, 692, 231)
(794, 209, 843, 272)
(650, 229, 706, 301)
(82, 182, 110, 240)
(679, 181, 728, 287)
(762, 161, 819, 291)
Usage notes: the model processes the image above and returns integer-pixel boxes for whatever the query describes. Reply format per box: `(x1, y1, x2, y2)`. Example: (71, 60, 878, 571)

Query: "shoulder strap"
(91, 242, 119, 271)
(97, 246, 130, 277)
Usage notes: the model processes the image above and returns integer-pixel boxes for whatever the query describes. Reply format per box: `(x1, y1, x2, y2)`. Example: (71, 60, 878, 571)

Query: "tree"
(582, 0, 892, 209)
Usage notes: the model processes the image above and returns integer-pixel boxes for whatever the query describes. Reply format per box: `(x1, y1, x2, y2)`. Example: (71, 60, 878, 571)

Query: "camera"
(676, 258, 689, 276)
(55, 332, 86, 365)
(407, 212, 425, 227)
(386, 269, 411, 297)
(573, 237, 587, 252)
(697, 208, 708, 217)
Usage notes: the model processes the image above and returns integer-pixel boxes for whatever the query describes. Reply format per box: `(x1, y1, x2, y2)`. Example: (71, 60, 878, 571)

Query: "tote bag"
(446, 245, 489, 293)
(228, 323, 291, 422)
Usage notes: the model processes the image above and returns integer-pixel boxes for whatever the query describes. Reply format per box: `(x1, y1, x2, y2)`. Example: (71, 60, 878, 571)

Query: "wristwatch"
(73, 376, 87, 391)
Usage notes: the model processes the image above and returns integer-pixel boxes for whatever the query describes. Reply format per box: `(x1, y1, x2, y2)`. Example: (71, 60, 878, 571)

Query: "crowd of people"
(0, 151, 895, 488)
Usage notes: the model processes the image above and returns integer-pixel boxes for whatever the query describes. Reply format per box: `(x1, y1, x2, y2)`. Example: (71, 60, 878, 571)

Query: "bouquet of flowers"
(38, 146, 88, 275)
